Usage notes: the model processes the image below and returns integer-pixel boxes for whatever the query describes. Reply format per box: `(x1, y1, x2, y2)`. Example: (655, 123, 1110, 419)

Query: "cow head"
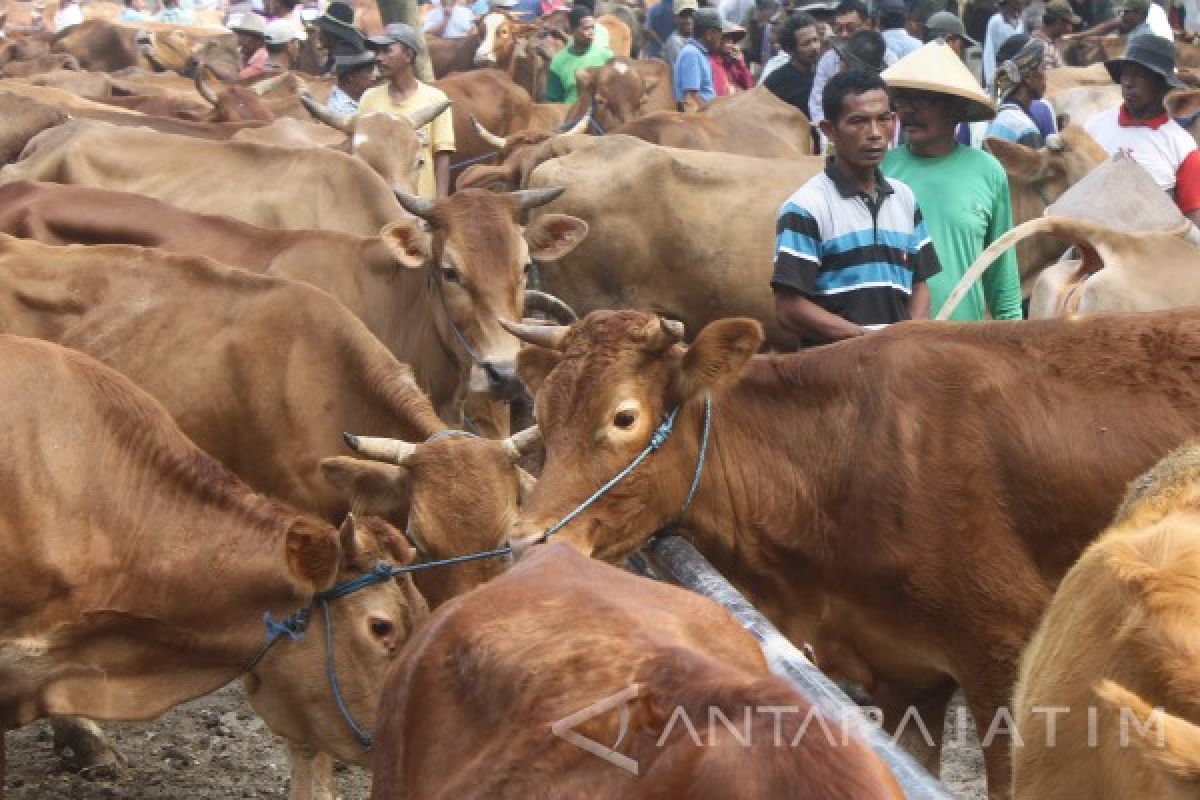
(382, 187, 587, 405)
(458, 115, 590, 192)
(474, 11, 535, 68)
(246, 513, 427, 766)
(301, 95, 450, 196)
(320, 427, 540, 608)
(507, 311, 762, 561)
(573, 59, 660, 132)
(194, 65, 274, 123)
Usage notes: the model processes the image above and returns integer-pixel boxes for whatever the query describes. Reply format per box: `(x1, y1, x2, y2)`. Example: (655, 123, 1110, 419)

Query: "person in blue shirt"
(674, 8, 722, 110)
(644, 0, 677, 59)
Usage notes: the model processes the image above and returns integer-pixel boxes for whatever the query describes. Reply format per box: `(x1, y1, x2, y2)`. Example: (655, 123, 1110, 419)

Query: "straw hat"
(882, 40, 996, 122)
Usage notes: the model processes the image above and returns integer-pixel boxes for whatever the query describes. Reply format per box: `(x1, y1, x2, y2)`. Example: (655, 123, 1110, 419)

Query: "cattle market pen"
(629, 535, 953, 799)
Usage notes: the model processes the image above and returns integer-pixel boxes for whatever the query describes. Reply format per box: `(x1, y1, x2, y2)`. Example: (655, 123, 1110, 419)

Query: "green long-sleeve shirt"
(882, 144, 1024, 322)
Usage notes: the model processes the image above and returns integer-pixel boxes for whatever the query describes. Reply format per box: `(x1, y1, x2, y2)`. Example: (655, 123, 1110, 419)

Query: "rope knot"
(648, 408, 678, 451)
(263, 607, 311, 643)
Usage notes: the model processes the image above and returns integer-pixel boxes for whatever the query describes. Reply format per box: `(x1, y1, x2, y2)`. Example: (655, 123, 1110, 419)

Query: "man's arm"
(808, 50, 835, 124)
(1071, 18, 1120, 37)
(908, 281, 931, 320)
(980, 171, 1024, 320)
(1175, 150, 1200, 227)
(682, 89, 706, 111)
(675, 49, 706, 111)
(434, 152, 451, 198)
(775, 289, 866, 342)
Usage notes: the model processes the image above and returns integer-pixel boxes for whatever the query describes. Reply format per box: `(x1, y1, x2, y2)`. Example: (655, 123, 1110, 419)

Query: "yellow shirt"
(358, 81, 455, 199)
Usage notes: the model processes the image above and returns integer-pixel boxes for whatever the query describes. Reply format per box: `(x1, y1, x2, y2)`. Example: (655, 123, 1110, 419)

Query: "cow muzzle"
(470, 361, 529, 403)
(474, 53, 497, 67)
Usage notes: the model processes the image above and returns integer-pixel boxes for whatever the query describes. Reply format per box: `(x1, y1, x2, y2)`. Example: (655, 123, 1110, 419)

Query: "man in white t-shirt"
(1086, 34, 1200, 224)
(1074, 0, 1173, 39)
(424, 0, 476, 38)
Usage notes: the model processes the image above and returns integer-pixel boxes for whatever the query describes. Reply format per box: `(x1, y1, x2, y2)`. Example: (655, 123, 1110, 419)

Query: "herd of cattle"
(2, 4, 1200, 800)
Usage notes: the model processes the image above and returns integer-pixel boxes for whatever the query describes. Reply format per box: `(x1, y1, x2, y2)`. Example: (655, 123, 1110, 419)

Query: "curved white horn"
(342, 432, 419, 465)
(512, 186, 565, 211)
(502, 426, 543, 462)
(394, 189, 436, 220)
(472, 115, 507, 150)
(300, 92, 353, 134)
(523, 289, 578, 323)
(498, 318, 570, 351)
(250, 71, 294, 95)
(564, 113, 590, 136)
(193, 64, 218, 106)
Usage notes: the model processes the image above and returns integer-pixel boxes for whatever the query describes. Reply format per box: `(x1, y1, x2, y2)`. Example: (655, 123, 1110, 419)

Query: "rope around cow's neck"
(244, 392, 711, 750)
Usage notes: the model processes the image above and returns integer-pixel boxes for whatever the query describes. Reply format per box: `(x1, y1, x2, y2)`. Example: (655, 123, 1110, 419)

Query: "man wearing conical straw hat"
(881, 40, 1024, 323)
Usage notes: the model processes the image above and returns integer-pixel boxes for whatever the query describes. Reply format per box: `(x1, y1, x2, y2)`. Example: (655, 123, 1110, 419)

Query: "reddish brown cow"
(370, 542, 903, 799)
(565, 57, 675, 133)
(456, 115, 590, 192)
(507, 309, 1200, 798)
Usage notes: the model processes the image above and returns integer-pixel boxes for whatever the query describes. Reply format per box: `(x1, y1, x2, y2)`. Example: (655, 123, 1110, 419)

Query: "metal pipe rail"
(630, 534, 953, 800)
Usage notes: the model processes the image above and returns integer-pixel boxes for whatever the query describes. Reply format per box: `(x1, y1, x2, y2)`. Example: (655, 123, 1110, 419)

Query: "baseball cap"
(673, 0, 700, 14)
(227, 11, 267, 37)
(1042, 0, 1082, 23)
(693, 8, 723, 31)
(264, 18, 304, 45)
(368, 22, 422, 53)
(924, 10, 978, 45)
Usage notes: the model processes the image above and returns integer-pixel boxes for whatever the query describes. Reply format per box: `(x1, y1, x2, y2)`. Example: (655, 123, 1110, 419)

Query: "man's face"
(344, 64, 377, 98)
(376, 42, 413, 77)
(701, 25, 723, 49)
(236, 31, 261, 58)
(821, 87, 894, 170)
(894, 89, 959, 150)
(1117, 6, 1147, 33)
(676, 10, 695, 36)
(1120, 61, 1167, 118)
(1025, 65, 1047, 98)
(792, 24, 821, 67)
(832, 10, 867, 39)
(574, 15, 596, 48)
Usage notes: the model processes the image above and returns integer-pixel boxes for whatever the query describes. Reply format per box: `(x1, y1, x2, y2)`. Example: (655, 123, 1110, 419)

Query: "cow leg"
(49, 716, 122, 778)
(286, 743, 338, 800)
(875, 682, 953, 778)
(960, 673, 1017, 800)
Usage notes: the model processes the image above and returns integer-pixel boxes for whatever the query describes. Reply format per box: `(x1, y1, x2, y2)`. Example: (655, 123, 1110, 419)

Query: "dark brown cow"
(0, 181, 585, 433)
(370, 542, 904, 799)
(507, 309, 1200, 798)
(0, 334, 426, 787)
(565, 57, 675, 133)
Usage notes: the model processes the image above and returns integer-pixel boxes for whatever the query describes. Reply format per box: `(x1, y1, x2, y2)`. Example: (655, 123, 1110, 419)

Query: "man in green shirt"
(881, 42, 1024, 321)
(546, 5, 615, 104)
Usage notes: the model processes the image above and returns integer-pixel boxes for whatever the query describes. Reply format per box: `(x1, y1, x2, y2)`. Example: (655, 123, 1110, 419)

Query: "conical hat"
(882, 41, 996, 123)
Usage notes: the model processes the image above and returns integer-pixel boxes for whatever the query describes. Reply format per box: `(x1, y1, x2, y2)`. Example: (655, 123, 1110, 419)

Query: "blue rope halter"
(246, 392, 712, 750)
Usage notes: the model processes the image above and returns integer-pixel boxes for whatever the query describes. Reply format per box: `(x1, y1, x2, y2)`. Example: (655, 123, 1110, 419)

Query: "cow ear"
(985, 137, 1048, 181)
(677, 318, 762, 401)
(380, 218, 431, 269)
(285, 518, 340, 591)
(525, 213, 588, 262)
(516, 343, 563, 397)
(320, 456, 412, 520)
(1166, 88, 1200, 119)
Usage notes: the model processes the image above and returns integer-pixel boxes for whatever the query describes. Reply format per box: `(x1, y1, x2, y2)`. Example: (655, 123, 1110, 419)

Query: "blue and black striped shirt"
(772, 164, 941, 336)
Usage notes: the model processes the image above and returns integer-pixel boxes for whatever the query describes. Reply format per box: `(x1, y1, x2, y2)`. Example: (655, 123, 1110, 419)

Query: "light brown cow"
(614, 86, 814, 157)
(0, 334, 426, 789)
(506, 308, 1200, 798)
(0, 233, 447, 523)
(370, 542, 904, 799)
(1012, 443, 1200, 799)
(472, 10, 561, 100)
(985, 126, 1108, 290)
(0, 117, 413, 236)
(524, 134, 824, 350)
(0, 180, 586, 433)
(565, 57, 675, 133)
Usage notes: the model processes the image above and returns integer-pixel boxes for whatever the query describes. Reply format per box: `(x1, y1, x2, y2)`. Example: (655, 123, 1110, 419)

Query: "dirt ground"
(5, 686, 986, 799)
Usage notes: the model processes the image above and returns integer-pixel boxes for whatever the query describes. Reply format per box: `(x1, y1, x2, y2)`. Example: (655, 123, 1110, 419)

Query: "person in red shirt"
(710, 20, 753, 95)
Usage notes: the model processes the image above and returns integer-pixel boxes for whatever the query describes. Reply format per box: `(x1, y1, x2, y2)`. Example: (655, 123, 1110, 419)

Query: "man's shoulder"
(415, 83, 451, 105)
(780, 172, 834, 215)
(1085, 105, 1120, 134)
(357, 85, 388, 109)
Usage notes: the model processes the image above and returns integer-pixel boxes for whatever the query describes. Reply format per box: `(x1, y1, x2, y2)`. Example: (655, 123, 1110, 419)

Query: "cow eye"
(369, 617, 395, 640)
(442, 266, 460, 284)
(613, 409, 637, 430)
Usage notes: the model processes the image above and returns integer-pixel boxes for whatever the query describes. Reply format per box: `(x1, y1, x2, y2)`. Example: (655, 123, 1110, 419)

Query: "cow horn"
(300, 92, 354, 134)
(499, 318, 570, 351)
(564, 113, 590, 136)
(406, 99, 452, 132)
(1045, 133, 1065, 153)
(250, 72, 294, 96)
(661, 318, 685, 341)
(394, 189, 436, 220)
(511, 186, 565, 211)
(501, 426, 542, 461)
(193, 64, 218, 107)
(342, 432, 419, 465)
(472, 115, 507, 150)
(523, 289, 577, 323)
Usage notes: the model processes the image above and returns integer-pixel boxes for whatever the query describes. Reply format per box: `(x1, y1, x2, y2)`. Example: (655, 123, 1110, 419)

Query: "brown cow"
(456, 115, 590, 192)
(1012, 442, 1200, 800)
(0, 334, 426, 789)
(506, 309, 1200, 798)
(472, 11, 561, 99)
(566, 57, 675, 133)
(0, 117, 417, 236)
(0, 233, 448, 523)
(0, 180, 585, 433)
(613, 87, 814, 158)
(370, 542, 904, 799)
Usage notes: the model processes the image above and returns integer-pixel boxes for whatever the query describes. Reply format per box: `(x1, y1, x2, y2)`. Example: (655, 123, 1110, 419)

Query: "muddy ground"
(6, 686, 985, 798)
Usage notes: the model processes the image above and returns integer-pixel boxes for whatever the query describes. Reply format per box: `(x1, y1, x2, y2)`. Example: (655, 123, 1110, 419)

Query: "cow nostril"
(483, 363, 528, 402)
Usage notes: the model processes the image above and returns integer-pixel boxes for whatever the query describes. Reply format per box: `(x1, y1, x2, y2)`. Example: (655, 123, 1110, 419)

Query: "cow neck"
(668, 356, 859, 608)
(61, 463, 317, 717)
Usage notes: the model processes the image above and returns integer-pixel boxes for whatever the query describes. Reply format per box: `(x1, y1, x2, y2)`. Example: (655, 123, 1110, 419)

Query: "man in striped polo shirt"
(773, 69, 940, 346)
